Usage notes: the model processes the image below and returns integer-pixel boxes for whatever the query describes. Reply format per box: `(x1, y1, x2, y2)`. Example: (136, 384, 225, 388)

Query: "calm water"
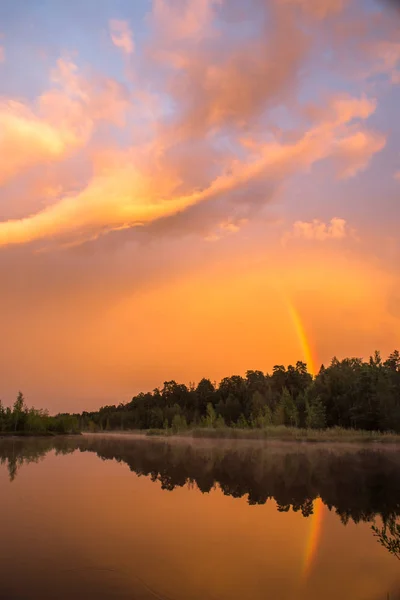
(0, 435, 399, 600)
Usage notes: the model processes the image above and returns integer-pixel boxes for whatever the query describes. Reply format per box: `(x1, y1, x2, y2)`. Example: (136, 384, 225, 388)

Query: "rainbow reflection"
(302, 498, 325, 580)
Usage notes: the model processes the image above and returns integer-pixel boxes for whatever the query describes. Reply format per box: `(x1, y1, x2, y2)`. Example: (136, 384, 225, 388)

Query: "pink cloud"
(109, 20, 135, 55)
(276, 0, 346, 19)
(148, 0, 309, 136)
(372, 41, 400, 83)
(150, 0, 222, 42)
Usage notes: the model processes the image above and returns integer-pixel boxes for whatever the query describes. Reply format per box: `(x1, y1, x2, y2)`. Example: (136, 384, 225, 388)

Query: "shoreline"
(82, 426, 400, 444)
(0, 431, 82, 439)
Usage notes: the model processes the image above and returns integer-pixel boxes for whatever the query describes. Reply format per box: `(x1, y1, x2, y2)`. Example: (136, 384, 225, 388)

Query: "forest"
(2, 350, 399, 436)
(76, 350, 400, 434)
(0, 392, 79, 435)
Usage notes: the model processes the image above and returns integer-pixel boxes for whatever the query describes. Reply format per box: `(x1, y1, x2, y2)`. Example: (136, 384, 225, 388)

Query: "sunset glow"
(0, 0, 399, 412)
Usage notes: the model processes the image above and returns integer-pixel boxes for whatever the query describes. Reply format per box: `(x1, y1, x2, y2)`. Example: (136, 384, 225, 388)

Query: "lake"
(0, 434, 399, 600)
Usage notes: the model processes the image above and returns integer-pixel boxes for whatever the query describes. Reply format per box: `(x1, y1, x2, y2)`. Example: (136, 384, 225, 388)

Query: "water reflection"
(1, 434, 399, 599)
(2, 435, 400, 525)
(0, 436, 75, 481)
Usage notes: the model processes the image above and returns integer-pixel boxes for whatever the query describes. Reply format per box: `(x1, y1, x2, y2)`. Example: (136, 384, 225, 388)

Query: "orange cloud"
(0, 100, 76, 185)
(332, 130, 386, 178)
(204, 217, 248, 242)
(0, 94, 383, 247)
(0, 59, 129, 187)
(0, 3, 391, 254)
(109, 20, 135, 55)
(283, 217, 353, 245)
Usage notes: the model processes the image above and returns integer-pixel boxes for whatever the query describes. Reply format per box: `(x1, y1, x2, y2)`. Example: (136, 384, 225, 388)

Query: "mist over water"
(1, 434, 399, 599)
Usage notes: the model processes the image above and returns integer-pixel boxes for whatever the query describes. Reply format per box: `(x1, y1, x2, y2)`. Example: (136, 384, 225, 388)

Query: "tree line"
(0, 392, 79, 435)
(77, 350, 400, 433)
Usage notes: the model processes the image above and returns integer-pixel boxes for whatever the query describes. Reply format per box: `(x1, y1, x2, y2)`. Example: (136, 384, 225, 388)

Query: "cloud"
(0, 93, 383, 248)
(0, 46, 4, 63)
(276, 0, 346, 19)
(109, 20, 135, 55)
(282, 217, 354, 244)
(331, 130, 386, 178)
(204, 217, 248, 241)
(0, 1, 391, 249)
(395, 171, 400, 180)
(150, 0, 222, 42)
(147, 0, 309, 136)
(0, 100, 78, 186)
(0, 59, 129, 187)
(367, 41, 400, 84)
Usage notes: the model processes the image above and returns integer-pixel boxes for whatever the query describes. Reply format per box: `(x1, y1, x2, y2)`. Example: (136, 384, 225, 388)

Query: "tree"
(26, 408, 47, 433)
(215, 414, 226, 429)
(250, 391, 266, 420)
(306, 396, 326, 429)
(245, 370, 267, 396)
(273, 398, 285, 426)
(224, 394, 241, 425)
(0, 400, 5, 431)
(195, 379, 216, 416)
(280, 388, 298, 427)
(205, 403, 216, 427)
(372, 519, 400, 560)
(236, 414, 248, 429)
(384, 350, 400, 372)
(250, 391, 272, 428)
(171, 414, 187, 433)
(13, 391, 25, 432)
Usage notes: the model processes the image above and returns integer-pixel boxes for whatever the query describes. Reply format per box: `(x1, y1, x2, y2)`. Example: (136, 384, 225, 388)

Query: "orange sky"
(0, 0, 399, 412)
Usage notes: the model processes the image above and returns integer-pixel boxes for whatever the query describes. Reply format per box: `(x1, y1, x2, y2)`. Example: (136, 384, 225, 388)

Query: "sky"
(0, 0, 400, 412)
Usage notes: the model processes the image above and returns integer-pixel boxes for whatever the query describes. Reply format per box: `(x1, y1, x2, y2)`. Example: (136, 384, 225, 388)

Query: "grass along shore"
(141, 425, 400, 443)
(0, 431, 82, 438)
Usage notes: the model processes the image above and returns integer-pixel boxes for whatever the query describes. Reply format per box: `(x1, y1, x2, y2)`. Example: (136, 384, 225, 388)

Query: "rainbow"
(302, 497, 324, 580)
(284, 296, 317, 376)
(280, 295, 324, 577)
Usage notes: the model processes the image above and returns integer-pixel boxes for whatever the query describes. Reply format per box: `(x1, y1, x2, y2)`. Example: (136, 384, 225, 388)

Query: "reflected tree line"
(76, 351, 400, 434)
(0, 437, 76, 482)
(1, 435, 400, 559)
(1, 435, 400, 521)
(79, 438, 400, 525)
